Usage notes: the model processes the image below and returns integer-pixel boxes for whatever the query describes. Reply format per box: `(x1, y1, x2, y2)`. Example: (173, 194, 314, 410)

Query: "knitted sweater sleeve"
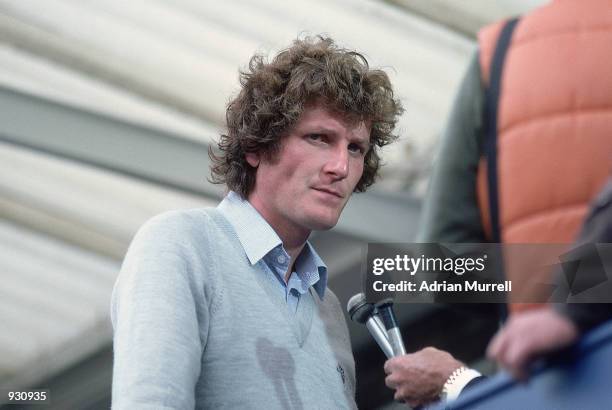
(110, 211, 209, 409)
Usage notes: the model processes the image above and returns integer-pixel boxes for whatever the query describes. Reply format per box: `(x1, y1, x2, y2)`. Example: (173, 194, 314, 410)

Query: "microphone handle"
(372, 314, 387, 336)
(387, 327, 406, 356)
(378, 305, 407, 356)
(365, 318, 394, 358)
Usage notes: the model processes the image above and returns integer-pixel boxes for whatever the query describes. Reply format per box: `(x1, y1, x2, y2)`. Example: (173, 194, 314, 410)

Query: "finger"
(488, 328, 511, 361)
(494, 338, 512, 372)
(504, 341, 532, 381)
(487, 330, 503, 358)
(384, 358, 397, 374)
(393, 390, 406, 403)
(492, 321, 517, 356)
(385, 375, 398, 389)
(506, 357, 529, 382)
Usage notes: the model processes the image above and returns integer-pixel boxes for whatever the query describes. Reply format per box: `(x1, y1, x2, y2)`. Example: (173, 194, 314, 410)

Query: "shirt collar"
(296, 241, 328, 299)
(217, 191, 328, 298)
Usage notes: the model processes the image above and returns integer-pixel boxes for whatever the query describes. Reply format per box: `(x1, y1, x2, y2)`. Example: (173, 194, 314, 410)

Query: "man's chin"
(310, 222, 336, 231)
(306, 215, 340, 231)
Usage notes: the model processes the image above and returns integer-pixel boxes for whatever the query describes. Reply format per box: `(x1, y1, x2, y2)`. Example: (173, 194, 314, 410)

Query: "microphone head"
(347, 293, 374, 324)
(375, 297, 394, 309)
(375, 298, 398, 330)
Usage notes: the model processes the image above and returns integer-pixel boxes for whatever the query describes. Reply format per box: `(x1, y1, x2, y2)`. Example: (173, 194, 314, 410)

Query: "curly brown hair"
(209, 35, 403, 198)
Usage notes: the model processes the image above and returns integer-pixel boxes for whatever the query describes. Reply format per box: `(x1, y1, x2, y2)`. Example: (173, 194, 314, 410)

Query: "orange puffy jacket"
(476, 0, 612, 310)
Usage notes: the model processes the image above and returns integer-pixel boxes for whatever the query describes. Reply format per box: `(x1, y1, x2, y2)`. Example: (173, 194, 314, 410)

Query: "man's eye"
(307, 134, 325, 142)
(348, 143, 366, 155)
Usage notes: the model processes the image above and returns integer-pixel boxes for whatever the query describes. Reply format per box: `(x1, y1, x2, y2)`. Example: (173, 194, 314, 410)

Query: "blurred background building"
(0, 0, 546, 408)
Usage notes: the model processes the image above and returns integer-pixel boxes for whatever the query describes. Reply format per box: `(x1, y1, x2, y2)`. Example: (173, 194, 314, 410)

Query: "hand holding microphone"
(350, 295, 448, 407)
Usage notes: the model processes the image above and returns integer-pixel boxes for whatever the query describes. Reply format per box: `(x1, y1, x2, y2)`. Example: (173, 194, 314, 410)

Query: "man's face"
(246, 104, 371, 240)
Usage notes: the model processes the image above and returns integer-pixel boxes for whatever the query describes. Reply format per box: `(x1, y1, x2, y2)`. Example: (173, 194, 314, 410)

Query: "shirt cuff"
(442, 367, 482, 401)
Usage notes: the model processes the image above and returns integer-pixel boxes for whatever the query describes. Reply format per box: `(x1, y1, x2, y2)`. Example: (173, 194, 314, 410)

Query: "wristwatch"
(441, 366, 482, 401)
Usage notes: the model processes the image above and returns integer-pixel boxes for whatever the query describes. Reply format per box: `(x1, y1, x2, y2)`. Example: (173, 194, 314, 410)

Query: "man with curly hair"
(111, 36, 403, 409)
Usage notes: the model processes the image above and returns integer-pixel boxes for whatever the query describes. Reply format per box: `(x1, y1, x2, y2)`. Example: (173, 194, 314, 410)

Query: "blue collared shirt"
(218, 191, 327, 313)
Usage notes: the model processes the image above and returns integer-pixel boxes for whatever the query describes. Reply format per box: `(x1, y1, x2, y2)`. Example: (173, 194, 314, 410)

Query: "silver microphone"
(347, 293, 394, 358)
(375, 298, 406, 356)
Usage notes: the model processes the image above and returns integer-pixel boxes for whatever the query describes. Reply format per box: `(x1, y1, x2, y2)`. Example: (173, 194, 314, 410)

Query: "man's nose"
(324, 146, 349, 179)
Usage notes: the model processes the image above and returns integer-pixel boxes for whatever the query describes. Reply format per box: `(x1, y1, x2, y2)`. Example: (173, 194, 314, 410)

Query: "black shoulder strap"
(484, 17, 520, 243)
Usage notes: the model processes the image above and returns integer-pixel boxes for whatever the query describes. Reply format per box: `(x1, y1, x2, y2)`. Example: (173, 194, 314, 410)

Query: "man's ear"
(245, 152, 260, 168)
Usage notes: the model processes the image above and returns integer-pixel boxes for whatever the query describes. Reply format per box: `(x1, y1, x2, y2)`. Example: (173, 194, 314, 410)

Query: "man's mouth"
(312, 187, 344, 199)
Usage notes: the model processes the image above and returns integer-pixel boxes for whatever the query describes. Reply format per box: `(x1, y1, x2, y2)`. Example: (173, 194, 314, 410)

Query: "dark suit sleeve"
(554, 177, 612, 333)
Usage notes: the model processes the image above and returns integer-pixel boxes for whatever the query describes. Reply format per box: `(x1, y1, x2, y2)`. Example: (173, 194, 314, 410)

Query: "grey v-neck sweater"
(111, 208, 357, 409)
